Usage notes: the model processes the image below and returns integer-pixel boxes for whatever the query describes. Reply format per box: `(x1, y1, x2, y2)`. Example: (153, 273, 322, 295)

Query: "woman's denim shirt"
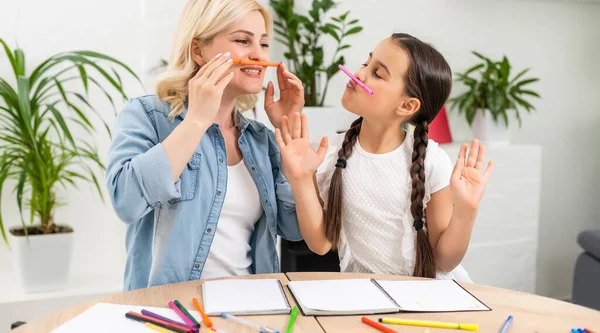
(105, 95, 302, 291)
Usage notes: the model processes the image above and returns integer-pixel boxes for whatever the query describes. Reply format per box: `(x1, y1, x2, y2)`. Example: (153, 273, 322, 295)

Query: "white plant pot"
(471, 109, 512, 145)
(10, 226, 74, 293)
(302, 106, 357, 144)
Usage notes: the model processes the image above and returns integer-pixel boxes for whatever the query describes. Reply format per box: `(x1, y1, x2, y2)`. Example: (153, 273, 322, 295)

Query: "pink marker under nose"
(338, 64, 374, 95)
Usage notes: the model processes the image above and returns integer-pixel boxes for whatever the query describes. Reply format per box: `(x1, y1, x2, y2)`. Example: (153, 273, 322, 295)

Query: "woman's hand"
(265, 63, 305, 130)
(450, 139, 495, 210)
(184, 52, 235, 128)
(275, 112, 327, 183)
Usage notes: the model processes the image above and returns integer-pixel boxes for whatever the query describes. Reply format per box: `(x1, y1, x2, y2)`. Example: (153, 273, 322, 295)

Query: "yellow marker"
(145, 322, 174, 333)
(379, 318, 479, 331)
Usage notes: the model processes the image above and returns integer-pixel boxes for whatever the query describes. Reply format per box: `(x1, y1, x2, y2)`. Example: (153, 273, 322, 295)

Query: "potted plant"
(448, 51, 541, 144)
(270, 0, 363, 142)
(0, 38, 140, 293)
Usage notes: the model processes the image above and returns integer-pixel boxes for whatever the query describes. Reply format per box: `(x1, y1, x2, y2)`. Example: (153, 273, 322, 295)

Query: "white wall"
(0, 1, 598, 318)
(0, 0, 146, 284)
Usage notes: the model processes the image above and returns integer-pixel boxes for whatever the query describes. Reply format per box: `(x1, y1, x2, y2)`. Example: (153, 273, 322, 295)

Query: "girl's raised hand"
(450, 139, 494, 210)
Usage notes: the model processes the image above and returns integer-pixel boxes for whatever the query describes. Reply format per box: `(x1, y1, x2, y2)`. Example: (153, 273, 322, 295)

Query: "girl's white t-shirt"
(316, 130, 472, 282)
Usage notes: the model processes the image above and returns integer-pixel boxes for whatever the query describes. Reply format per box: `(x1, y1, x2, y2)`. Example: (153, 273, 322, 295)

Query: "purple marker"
(141, 309, 198, 332)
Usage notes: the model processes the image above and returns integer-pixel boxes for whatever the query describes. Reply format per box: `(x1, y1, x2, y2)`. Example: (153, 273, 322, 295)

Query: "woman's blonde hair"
(155, 0, 272, 119)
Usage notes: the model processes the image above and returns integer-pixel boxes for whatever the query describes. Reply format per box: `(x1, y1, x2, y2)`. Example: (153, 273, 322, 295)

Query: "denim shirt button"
(207, 228, 212, 233)
(219, 158, 223, 163)
(251, 166, 255, 171)
(194, 263, 200, 269)
(264, 199, 269, 204)
(217, 191, 222, 196)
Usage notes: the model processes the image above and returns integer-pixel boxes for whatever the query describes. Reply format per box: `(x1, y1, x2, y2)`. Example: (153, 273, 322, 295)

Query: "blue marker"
(498, 315, 513, 333)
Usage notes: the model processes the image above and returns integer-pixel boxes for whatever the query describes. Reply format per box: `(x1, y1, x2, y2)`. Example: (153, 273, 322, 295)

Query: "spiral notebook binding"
(370, 278, 401, 309)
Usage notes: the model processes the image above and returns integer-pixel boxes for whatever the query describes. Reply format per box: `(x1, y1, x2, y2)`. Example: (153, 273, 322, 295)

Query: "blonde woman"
(105, 0, 305, 291)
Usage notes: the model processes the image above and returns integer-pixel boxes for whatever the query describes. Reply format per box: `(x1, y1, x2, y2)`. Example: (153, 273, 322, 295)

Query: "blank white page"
(51, 303, 201, 333)
(375, 279, 490, 312)
(287, 279, 399, 315)
(202, 278, 291, 315)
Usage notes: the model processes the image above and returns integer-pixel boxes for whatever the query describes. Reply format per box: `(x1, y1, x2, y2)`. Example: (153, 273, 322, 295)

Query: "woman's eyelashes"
(234, 39, 269, 48)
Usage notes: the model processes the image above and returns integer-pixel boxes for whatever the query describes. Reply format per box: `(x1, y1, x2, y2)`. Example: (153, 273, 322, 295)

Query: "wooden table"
(14, 272, 600, 333)
(12, 273, 323, 333)
(287, 272, 600, 333)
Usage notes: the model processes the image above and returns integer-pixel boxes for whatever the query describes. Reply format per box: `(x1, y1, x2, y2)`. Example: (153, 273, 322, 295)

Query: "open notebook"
(202, 278, 291, 315)
(287, 279, 491, 316)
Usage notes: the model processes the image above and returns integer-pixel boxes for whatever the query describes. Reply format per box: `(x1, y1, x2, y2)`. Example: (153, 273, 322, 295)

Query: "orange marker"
(361, 317, 399, 333)
(192, 297, 213, 328)
(232, 58, 280, 67)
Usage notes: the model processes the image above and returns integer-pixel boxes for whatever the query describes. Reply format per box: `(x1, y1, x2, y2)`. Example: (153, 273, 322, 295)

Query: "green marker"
(286, 306, 299, 333)
(174, 299, 201, 328)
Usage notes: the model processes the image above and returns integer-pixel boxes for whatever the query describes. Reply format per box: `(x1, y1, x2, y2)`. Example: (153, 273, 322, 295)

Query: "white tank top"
(200, 160, 263, 279)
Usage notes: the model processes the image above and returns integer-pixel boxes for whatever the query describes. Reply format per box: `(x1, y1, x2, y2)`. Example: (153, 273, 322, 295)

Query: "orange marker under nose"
(232, 58, 280, 67)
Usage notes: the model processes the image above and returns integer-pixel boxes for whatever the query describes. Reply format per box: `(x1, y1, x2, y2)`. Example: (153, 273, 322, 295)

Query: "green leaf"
(515, 89, 541, 98)
(465, 107, 477, 125)
(77, 64, 89, 94)
(62, 55, 128, 100)
(349, 19, 359, 25)
(463, 63, 484, 76)
(321, 26, 340, 42)
(0, 161, 10, 245)
(501, 110, 509, 127)
(514, 78, 539, 88)
(514, 107, 523, 127)
(324, 23, 341, 31)
(340, 10, 349, 20)
(510, 68, 530, 85)
(512, 95, 535, 111)
(0, 38, 18, 79)
(344, 27, 363, 36)
(73, 50, 141, 84)
(46, 104, 77, 150)
(16, 161, 28, 234)
(314, 48, 324, 67)
(471, 51, 495, 69)
(71, 92, 110, 135)
(15, 49, 26, 77)
(499, 56, 510, 81)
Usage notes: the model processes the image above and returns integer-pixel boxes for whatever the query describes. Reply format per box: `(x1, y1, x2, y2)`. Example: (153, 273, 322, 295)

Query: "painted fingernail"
(224, 52, 231, 57)
(226, 59, 232, 63)
(229, 72, 234, 75)
(215, 53, 222, 58)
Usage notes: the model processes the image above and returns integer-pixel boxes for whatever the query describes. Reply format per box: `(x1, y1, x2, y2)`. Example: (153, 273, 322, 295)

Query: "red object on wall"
(429, 105, 452, 143)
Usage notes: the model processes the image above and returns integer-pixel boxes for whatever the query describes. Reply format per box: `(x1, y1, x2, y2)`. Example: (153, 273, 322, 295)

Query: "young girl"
(275, 33, 494, 281)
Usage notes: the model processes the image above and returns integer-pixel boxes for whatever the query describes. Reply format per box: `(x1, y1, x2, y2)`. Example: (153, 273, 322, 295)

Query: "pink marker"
(168, 301, 196, 328)
(338, 64, 374, 95)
